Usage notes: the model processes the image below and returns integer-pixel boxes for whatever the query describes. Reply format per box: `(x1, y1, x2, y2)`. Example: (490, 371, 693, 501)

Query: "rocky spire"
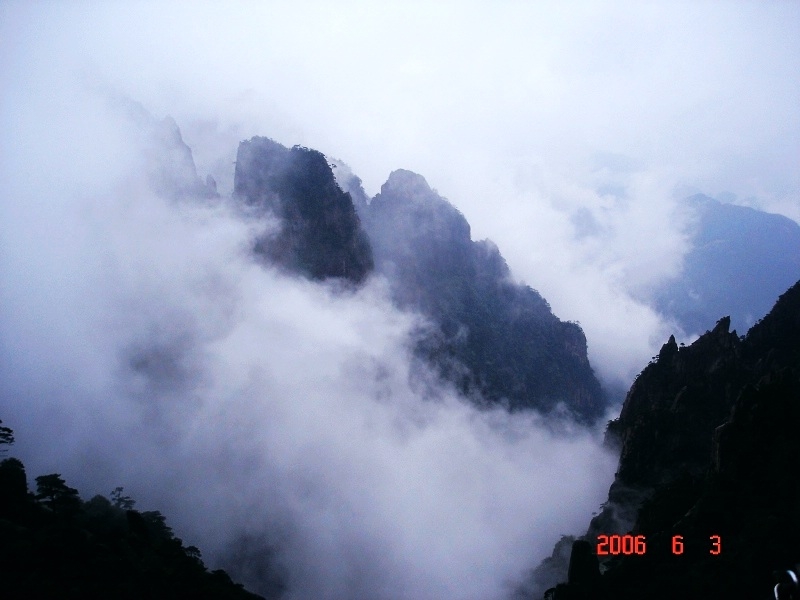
(233, 137, 373, 284)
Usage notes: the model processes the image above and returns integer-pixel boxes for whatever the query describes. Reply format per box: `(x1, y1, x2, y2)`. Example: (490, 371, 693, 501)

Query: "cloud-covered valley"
(1, 2, 797, 597)
(0, 94, 615, 598)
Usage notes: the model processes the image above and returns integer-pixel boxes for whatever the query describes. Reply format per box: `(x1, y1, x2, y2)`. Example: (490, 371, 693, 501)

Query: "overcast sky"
(3, 1, 799, 383)
(1, 2, 798, 598)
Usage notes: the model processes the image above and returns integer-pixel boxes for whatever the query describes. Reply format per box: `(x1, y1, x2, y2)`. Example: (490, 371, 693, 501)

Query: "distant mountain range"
(651, 193, 800, 337)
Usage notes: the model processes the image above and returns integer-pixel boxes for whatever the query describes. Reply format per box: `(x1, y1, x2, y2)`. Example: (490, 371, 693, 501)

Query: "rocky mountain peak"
(233, 136, 373, 284)
(527, 279, 800, 599)
(380, 169, 434, 201)
(609, 314, 745, 488)
(369, 170, 471, 247)
(363, 167, 606, 423)
(232, 135, 607, 422)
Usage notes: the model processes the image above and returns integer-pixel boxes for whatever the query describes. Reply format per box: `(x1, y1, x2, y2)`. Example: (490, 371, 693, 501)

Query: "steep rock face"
(529, 280, 800, 599)
(328, 158, 374, 223)
(608, 317, 747, 488)
(653, 194, 800, 335)
(233, 137, 373, 283)
(233, 144, 604, 421)
(607, 281, 800, 492)
(366, 170, 606, 423)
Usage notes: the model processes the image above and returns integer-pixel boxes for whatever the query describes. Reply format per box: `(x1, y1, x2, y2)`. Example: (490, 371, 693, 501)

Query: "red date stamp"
(596, 534, 646, 555)
(596, 534, 722, 556)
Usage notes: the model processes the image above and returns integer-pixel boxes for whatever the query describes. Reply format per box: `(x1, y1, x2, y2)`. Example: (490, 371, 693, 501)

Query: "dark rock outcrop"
(541, 540, 603, 600)
(233, 137, 373, 284)
(608, 317, 746, 489)
(233, 141, 604, 421)
(365, 170, 607, 423)
(233, 140, 615, 590)
(527, 280, 800, 599)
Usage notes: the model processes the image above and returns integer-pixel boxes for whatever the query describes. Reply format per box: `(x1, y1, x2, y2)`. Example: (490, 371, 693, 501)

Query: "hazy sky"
(1, 2, 798, 598)
(3, 1, 799, 383)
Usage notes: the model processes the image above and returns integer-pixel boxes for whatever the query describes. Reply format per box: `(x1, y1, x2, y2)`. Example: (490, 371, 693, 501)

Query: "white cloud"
(1, 1, 797, 595)
(0, 83, 615, 598)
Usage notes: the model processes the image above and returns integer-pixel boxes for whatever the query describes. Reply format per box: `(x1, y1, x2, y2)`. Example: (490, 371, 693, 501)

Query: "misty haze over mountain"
(1, 2, 798, 599)
(0, 102, 618, 598)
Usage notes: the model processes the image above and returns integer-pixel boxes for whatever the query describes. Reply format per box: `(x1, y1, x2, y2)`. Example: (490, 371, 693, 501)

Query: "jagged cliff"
(233, 137, 373, 284)
(365, 170, 606, 423)
(235, 142, 607, 423)
(607, 317, 746, 489)
(527, 280, 800, 599)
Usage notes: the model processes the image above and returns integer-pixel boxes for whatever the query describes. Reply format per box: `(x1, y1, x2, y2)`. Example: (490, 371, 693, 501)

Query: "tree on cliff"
(0, 419, 14, 452)
(0, 417, 269, 599)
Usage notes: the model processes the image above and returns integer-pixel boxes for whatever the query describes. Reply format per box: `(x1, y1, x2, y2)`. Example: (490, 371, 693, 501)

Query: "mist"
(1, 2, 798, 597)
(6, 0, 796, 387)
(0, 80, 616, 598)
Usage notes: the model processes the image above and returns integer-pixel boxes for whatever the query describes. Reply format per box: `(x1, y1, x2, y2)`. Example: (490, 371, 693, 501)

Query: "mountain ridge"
(652, 193, 800, 336)
(364, 168, 606, 421)
(234, 140, 608, 423)
(523, 279, 800, 599)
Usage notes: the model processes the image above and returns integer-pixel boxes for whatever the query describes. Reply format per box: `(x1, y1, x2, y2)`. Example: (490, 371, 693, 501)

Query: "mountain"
(146, 115, 219, 201)
(652, 194, 800, 336)
(363, 169, 606, 423)
(110, 97, 218, 200)
(522, 279, 800, 599)
(233, 137, 374, 284)
(233, 139, 607, 423)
